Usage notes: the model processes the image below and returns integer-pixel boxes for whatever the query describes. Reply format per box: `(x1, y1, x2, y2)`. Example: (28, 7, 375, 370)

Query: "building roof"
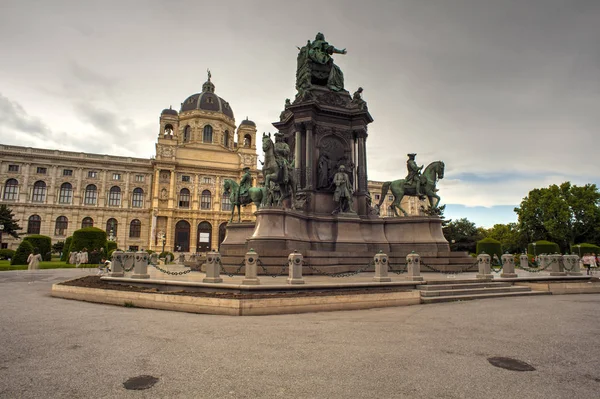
(180, 78, 234, 119)
(240, 118, 255, 127)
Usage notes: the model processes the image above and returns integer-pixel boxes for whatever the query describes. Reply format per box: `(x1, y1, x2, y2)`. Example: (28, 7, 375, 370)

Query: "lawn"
(0, 259, 99, 271)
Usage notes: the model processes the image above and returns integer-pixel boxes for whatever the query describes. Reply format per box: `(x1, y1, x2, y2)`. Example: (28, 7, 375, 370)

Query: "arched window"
(164, 124, 174, 136)
(84, 184, 97, 205)
(223, 130, 230, 147)
(175, 220, 190, 252)
(27, 215, 41, 234)
(179, 188, 190, 208)
(81, 217, 94, 228)
(243, 134, 252, 147)
(203, 125, 213, 143)
(108, 186, 121, 206)
(221, 191, 232, 211)
(31, 181, 47, 202)
(201, 190, 211, 210)
(131, 188, 144, 208)
(59, 182, 72, 204)
(106, 218, 118, 237)
(55, 216, 68, 236)
(3, 179, 18, 201)
(183, 125, 191, 143)
(197, 221, 212, 252)
(129, 219, 141, 238)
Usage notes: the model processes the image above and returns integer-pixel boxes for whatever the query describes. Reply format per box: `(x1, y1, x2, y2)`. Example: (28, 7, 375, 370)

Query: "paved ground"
(1, 269, 599, 399)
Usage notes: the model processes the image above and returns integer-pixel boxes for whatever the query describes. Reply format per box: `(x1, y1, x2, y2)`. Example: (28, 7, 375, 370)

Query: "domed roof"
(161, 106, 178, 116)
(240, 117, 255, 127)
(179, 73, 234, 119)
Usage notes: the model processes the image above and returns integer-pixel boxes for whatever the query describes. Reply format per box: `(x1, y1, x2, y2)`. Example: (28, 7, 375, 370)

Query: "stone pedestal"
(500, 254, 517, 278)
(287, 251, 305, 285)
(203, 251, 223, 283)
(406, 252, 423, 281)
(549, 254, 567, 276)
(476, 253, 493, 280)
(564, 255, 583, 276)
(242, 249, 260, 285)
(109, 250, 124, 277)
(132, 251, 150, 279)
(519, 254, 528, 270)
(373, 251, 391, 282)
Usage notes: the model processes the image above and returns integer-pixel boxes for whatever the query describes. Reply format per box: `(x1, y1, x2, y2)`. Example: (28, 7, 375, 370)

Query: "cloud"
(0, 93, 53, 140)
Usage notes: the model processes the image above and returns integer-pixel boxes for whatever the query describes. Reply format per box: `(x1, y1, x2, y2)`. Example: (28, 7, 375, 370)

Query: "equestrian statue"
(223, 171, 265, 223)
(376, 154, 445, 217)
(262, 132, 297, 208)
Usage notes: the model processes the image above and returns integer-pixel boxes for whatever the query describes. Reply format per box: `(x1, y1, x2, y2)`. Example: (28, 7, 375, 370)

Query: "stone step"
(423, 279, 502, 285)
(417, 282, 512, 290)
(420, 286, 531, 297)
(421, 290, 549, 304)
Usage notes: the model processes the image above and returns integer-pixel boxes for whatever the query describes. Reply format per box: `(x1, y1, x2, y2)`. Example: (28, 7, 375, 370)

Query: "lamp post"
(532, 242, 537, 257)
(162, 234, 166, 255)
(576, 244, 581, 257)
(0, 224, 4, 249)
(108, 229, 115, 242)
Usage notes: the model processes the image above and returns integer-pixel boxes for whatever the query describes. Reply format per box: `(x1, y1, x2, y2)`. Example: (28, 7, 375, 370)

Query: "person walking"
(27, 248, 42, 271)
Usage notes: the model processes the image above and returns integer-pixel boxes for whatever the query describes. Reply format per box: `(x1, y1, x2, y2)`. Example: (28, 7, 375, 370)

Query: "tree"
(52, 241, 65, 254)
(0, 204, 22, 239)
(485, 223, 525, 254)
(515, 182, 600, 252)
(442, 218, 484, 253)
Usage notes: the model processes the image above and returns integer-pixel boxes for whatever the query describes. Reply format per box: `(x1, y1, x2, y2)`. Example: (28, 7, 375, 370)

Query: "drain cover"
(123, 375, 159, 390)
(487, 357, 535, 371)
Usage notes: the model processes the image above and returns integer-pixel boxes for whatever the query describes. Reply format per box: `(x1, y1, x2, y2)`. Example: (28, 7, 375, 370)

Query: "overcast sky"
(1, 0, 599, 227)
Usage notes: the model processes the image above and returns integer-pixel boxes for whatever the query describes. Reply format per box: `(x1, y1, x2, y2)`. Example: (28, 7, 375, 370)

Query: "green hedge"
(0, 249, 15, 260)
(476, 237, 502, 260)
(71, 227, 107, 253)
(23, 235, 52, 261)
(528, 240, 560, 255)
(11, 240, 34, 265)
(159, 251, 174, 263)
(61, 236, 73, 262)
(105, 240, 117, 255)
(571, 243, 600, 255)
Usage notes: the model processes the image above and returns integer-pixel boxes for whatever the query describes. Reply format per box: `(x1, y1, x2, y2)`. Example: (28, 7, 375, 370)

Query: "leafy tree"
(52, 241, 65, 254)
(442, 218, 484, 253)
(515, 182, 600, 252)
(485, 223, 525, 253)
(0, 204, 22, 239)
(11, 240, 33, 265)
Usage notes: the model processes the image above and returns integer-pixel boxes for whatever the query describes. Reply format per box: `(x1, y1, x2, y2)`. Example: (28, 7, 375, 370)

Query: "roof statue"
(296, 32, 347, 97)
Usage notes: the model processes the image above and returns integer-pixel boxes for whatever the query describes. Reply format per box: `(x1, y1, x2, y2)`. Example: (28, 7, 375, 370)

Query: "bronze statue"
(223, 178, 265, 223)
(350, 87, 367, 110)
(262, 133, 297, 208)
(332, 165, 353, 214)
(238, 166, 252, 204)
(296, 32, 347, 94)
(406, 153, 425, 199)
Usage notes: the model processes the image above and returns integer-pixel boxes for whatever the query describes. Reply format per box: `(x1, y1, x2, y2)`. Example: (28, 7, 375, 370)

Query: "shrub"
(52, 241, 65, 254)
(11, 240, 34, 265)
(0, 249, 15, 260)
(23, 235, 52, 261)
(106, 240, 117, 254)
(571, 243, 600, 256)
(61, 236, 73, 262)
(145, 249, 155, 255)
(476, 237, 502, 260)
(70, 227, 107, 254)
(159, 251, 174, 263)
(528, 240, 560, 255)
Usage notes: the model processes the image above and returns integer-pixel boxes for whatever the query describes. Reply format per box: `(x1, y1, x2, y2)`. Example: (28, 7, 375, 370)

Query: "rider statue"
(406, 153, 425, 200)
(273, 132, 291, 184)
(333, 165, 354, 214)
(238, 166, 252, 204)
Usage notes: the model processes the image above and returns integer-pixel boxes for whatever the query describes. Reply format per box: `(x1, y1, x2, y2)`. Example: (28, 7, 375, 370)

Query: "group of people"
(581, 253, 599, 275)
(69, 249, 89, 267)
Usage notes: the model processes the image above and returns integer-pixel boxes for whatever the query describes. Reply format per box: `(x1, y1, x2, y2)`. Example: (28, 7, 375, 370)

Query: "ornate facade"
(0, 76, 259, 253)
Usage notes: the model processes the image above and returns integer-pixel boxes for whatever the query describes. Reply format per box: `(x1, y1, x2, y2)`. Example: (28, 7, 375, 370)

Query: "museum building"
(0, 76, 421, 253)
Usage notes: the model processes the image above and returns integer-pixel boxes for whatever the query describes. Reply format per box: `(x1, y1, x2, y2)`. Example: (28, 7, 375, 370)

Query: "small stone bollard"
(203, 251, 223, 283)
(520, 254, 528, 270)
(287, 250, 305, 285)
(373, 251, 391, 282)
(538, 254, 550, 271)
(109, 250, 124, 277)
(242, 248, 260, 285)
(476, 253, 493, 280)
(406, 251, 423, 281)
(550, 254, 566, 276)
(178, 253, 185, 264)
(132, 250, 150, 279)
(500, 254, 517, 278)
(564, 254, 583, 276)
(165, 254, 172, 264)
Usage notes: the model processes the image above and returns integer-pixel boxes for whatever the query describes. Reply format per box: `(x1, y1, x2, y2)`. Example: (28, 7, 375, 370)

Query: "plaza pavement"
(0, 268, 599, 399)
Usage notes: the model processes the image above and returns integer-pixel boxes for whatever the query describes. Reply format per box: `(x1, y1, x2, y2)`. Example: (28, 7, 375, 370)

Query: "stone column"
(152, 169, 160, 207)
(406, 252, 423, 281)
(476, 253, 493, 280)
(167, 169, 176, 209)
(131, 251, 150, 279)
(20, 163, 30, 203)
(109, 250, 124, 277)
(294, 125, 303, 190)
(519, 254, 528, 270)
(305, 122, 314, 190)
(372, 251, 391, 282)
(565, 254, 583, 276)
(242, 248, 260, 285)
(550, 254, 567, 276)
(356, 130, 367, 194)
(203, 250, 223, 283)
(500, 254, 517, 278)
(287, 250, 305, 285)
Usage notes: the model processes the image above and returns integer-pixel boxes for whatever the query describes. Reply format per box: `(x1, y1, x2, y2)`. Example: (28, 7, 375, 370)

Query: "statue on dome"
(296, 32, 347, 96)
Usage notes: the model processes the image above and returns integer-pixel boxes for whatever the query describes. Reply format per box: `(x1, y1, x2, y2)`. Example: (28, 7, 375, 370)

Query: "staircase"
(417, 280, 549, 304)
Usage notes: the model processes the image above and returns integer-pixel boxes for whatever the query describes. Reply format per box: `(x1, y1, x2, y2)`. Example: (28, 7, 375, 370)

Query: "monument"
(220, 32, 473, 272)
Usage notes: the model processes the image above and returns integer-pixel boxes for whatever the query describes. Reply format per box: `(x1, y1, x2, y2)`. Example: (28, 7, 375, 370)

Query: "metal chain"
(150, 263, 193, 276)
(561, 258, 578, 272)
(256, 259, 288, 278)
(304, 260, 374, 278)
(421, 260, 478, 275)
(217, 258, 245, 278)
(113, 254, 135, 272)
(518, 257, 556, 273)
(387, 263, 407, 275)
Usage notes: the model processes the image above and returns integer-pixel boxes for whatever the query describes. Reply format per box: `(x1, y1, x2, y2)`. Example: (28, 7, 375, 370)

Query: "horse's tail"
(378, 182, 391, 207)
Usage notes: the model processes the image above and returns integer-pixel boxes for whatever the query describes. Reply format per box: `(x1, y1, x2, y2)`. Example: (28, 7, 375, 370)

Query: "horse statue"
(376, 161, 445, 217)
(223, 179, 265, 223)
(262, 133, 297, 208)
